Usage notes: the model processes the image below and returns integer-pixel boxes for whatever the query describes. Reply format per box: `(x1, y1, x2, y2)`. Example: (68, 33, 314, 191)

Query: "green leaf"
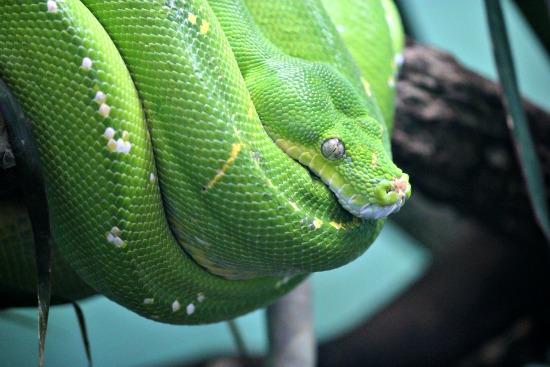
(484, 0, 550, 243)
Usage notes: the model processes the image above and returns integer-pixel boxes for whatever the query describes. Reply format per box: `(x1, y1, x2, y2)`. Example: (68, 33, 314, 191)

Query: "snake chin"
(338, 192, 407, 220)
(356, 198, 406, 219)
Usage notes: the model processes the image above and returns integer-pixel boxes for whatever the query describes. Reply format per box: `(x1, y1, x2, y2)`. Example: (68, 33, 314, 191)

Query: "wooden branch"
(317, 40, 550, 366)
(392, 39, 550, 244)
(266, 280, 316, 367)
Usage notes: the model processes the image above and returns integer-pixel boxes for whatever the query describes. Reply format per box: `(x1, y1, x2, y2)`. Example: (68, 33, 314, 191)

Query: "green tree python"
(0, 0, 410, 325)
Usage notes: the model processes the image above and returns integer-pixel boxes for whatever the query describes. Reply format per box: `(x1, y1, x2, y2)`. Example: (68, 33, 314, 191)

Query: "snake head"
(275, 114, 411, 219)
(314, 115, 411, 219)
(247, 59, 411, 219)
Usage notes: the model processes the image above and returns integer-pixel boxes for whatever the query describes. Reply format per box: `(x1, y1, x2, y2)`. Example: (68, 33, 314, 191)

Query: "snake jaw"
(336, 174, 411, 219)
(358, 200, 404, 219)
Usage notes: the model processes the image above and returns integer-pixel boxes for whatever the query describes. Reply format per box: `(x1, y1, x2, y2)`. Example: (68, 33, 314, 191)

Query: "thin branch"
(265, 280, 315, 367)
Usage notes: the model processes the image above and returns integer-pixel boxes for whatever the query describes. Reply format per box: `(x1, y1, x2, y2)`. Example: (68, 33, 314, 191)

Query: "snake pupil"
(321, 138, 345, 160)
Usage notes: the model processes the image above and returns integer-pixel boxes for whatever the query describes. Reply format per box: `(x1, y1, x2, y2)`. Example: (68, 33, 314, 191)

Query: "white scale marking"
(81, 57, 92, 70)
(106, 226, 125, 248)
(94, 91, 106, 104)
(46, 0, 58, 13)
(98, 103, 111, 117)
(103, 127, 115, 140)
(172, 300, 181, 312)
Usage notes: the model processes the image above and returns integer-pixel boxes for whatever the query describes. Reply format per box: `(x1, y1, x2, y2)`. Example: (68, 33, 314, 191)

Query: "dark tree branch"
(393, 40, 550, 245)
(317, 40, 550, 367)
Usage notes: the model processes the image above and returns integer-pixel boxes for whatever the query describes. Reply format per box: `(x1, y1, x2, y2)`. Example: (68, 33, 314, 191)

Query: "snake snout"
(374, 174, 410, 204)
(363, 174, 411, 218)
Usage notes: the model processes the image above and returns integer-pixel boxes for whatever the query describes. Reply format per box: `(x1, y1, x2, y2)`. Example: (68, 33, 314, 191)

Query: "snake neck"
(208, 0, 410, 220)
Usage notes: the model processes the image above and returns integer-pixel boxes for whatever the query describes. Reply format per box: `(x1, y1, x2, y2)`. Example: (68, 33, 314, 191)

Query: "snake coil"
(0, 0, 408, 324)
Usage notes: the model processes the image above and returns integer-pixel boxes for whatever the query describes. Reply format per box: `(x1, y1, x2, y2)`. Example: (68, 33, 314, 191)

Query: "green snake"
(0, 0, 409, 324)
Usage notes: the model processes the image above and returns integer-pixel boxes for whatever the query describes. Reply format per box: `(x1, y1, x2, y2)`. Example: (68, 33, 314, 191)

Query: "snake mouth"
(335, 174, 411, 219)
(355, 196, 406, 219)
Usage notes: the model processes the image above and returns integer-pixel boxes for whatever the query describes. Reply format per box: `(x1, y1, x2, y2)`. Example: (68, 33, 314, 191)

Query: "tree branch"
(393, 39, 550, 245)
(318, 40, 550, 366)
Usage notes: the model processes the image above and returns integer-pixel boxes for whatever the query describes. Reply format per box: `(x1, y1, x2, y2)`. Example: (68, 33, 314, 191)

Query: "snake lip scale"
(357, 196, 407, 219)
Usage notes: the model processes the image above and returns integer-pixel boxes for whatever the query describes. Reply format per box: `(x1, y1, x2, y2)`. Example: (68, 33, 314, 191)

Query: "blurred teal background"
(1, 0, 549, 366)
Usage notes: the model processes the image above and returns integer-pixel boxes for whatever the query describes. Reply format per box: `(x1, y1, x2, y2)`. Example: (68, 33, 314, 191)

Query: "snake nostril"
(373, 174, 411, 206)
(391, 174, 411, 200)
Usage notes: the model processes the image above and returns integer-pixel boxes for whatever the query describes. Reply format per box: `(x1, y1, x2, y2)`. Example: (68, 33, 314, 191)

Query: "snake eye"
(321, 138, 345, 161)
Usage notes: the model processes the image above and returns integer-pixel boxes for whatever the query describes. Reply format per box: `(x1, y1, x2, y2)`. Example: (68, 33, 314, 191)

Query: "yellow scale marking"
(329, 221, 342, 230)
(188, 12, 209, 34)
(289, 201, 300, 211)
(360, 76, 372, 97)
(204, 143, 242, 191)
(200, 19, 210, 34)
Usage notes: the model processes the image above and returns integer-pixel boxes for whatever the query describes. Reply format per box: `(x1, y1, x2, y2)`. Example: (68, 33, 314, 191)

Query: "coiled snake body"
(0, 0, 409, 324)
